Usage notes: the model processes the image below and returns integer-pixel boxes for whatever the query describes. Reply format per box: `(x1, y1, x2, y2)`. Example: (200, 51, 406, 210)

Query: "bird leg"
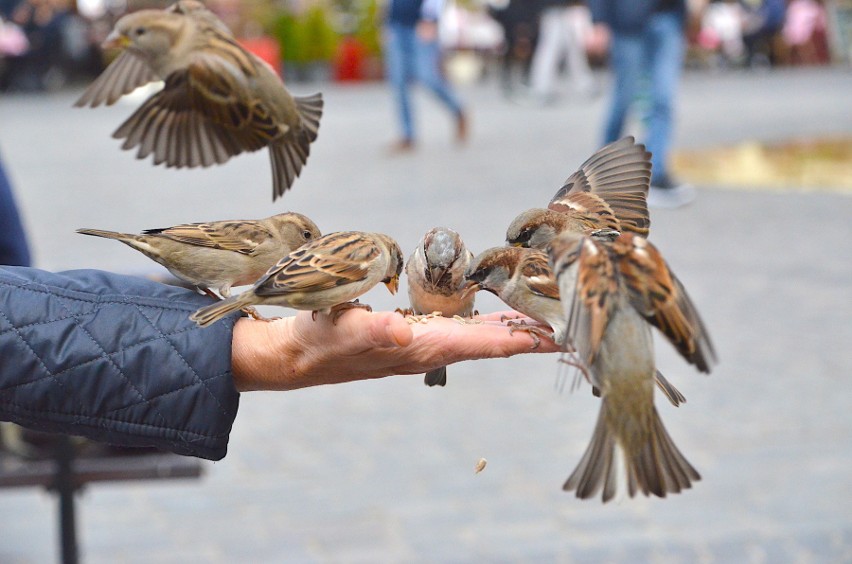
(505, 320, 553, 349)
(241, 306, 280, 322)
(202, 288, 223, 300)
(394, 307, 415, 317)
(324, 300, 373, 325)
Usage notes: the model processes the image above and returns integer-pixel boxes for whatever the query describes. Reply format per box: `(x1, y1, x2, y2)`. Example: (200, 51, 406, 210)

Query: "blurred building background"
(1, 0, 849, 92)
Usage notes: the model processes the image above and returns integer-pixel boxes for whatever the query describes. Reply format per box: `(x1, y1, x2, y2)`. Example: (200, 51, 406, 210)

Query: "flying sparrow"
(77, 212, 321, 298)
(405, 227, 475, 386)
(549, 231, 717, 502)
(190, 231, 403, 327)
(74, 0, 323, 201)
(463, 246, 567, 348)
(506, 136, 651, 249)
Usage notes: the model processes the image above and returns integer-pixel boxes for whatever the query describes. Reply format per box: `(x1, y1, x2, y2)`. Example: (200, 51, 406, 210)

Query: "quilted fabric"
(0, 267, 240, 460)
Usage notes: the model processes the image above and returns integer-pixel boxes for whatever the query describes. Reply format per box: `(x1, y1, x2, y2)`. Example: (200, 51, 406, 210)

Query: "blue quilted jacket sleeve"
(0, 266, 241, 461)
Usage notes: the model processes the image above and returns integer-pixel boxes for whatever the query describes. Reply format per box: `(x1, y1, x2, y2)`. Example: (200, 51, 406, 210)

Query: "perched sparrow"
(75, 0, 323, 201)
(464, 246, 567, 348)
(190, 231, 403, 327)
(405, 227, 475, 386)
(506, 136, 651, 249)
(77, 212, 321, 297)
(549, 231, 717, 502)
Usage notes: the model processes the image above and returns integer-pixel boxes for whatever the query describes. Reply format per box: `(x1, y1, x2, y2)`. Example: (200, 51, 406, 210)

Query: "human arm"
(0, 266, 240, 460)
(0, 266, 558, 459)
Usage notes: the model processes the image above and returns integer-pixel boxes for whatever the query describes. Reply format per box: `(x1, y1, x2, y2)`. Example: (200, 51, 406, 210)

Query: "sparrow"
(463, 243, 683, 406)
(74, 0, 323, 201)
(506, 136, 651, 250)
(549, 231, 717, 502)
(77, 212, 321, 298)
(463, 246, 567, 348)
(405, 227, 475, 386)
(190, 231, 403, 327)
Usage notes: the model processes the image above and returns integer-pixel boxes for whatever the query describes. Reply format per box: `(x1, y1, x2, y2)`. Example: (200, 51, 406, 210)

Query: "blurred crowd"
(0, 0, 839, 93)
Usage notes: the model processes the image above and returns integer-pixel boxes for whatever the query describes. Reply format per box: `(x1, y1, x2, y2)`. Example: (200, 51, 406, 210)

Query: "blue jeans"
(0, 154, 31, 267)
(384, 22, 464, 142)
(602, 11, 685, 183)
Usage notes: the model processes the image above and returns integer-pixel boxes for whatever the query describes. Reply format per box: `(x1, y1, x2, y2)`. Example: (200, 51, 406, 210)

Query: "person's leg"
(0, 154, 31, 266)
(645, 11, 685, 184)
(529, 7, 561, 99)
(602, 32, 643, 144)
(414, 35, 466, 141)
(564, 6, 595, 94)
(384, 23, 417, 145)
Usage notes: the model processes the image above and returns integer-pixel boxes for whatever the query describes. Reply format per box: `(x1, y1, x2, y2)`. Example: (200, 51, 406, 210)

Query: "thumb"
(367, 312, 413, 348)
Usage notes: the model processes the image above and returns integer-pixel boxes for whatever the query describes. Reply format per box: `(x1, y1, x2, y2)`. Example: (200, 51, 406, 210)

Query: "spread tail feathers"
(563, 401, 700, 502)
(424, 366, 448, 387)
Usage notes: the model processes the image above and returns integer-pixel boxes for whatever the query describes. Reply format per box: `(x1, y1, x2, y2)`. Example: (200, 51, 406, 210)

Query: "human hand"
(231, 308, 559, 391)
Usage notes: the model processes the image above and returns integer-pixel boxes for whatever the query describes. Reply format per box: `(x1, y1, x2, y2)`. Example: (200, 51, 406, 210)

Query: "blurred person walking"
(529, 0, 597, 103)
(0, 152, 31, 266)
(487, 0, 541, 96)
(383, 0, 468, 152)
(586, 0, 694, 208)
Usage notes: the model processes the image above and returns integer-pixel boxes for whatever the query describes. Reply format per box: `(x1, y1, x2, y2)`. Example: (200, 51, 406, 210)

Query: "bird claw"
(394, 307, 414, 317)
(505, 320, 553, 349)
(328, 300, 372, 324)
(242, 306, 279, 322)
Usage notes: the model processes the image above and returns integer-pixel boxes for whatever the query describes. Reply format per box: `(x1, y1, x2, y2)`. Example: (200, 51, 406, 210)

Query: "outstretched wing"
(612, 233, 717, 373)
(74, 50, 160, 108)
(550, 137, 652, 235)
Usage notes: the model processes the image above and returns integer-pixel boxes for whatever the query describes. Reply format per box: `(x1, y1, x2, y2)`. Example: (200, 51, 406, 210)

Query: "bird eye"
(135, 27, 146, 36)
(302, 230, 313, 240)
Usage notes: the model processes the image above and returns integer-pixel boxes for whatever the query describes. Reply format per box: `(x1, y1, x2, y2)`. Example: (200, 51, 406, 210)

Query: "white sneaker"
(648, 182, 696, 209)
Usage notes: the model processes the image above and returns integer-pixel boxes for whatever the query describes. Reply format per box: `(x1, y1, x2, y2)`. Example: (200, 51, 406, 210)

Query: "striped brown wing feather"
(520, 250, 560, 301)
(258, 233, 377, 295)
(569, 237, 619, 366)
(612, 234, 717, 373)
(144, 220, 272, 255)
(550, 137, 652, 235)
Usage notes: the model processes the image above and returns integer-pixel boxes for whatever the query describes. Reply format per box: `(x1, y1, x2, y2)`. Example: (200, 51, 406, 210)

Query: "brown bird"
(75, 0, 323, 201)
(506, 136, 651, 249)
(549, 231, 716, 502)
(463, 246, 567, 348)
(190, 231, 403, 327)
(77, 212, 321, 298)
(405, 227, 475, 386)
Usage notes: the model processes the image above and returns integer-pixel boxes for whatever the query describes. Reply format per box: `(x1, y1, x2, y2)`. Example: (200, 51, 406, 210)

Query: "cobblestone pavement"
(1, 67, 851, 563)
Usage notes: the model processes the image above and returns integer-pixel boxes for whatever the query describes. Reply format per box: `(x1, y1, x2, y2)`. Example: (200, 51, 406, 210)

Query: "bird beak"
(459, 280, 480, 300)
(509, 241, 524, 247)
(384, 274, 400, 295)
(102, 30, 130, 51)
(428, 266, 447, 286)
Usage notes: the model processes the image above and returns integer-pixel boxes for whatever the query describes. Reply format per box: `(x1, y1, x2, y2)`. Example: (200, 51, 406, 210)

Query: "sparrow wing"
(519, 250, 561, 301)
(612, 234, 717, 373)
(74, 50, 159, 108)
(566, 237, 619, 366)
(549, 137, 652, 235)
(257, 232, 378, 295)
(144, 220, 273, 255)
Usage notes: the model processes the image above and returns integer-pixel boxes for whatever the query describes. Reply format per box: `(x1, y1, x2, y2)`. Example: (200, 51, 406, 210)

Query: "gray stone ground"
(1, 66, 851, 563)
